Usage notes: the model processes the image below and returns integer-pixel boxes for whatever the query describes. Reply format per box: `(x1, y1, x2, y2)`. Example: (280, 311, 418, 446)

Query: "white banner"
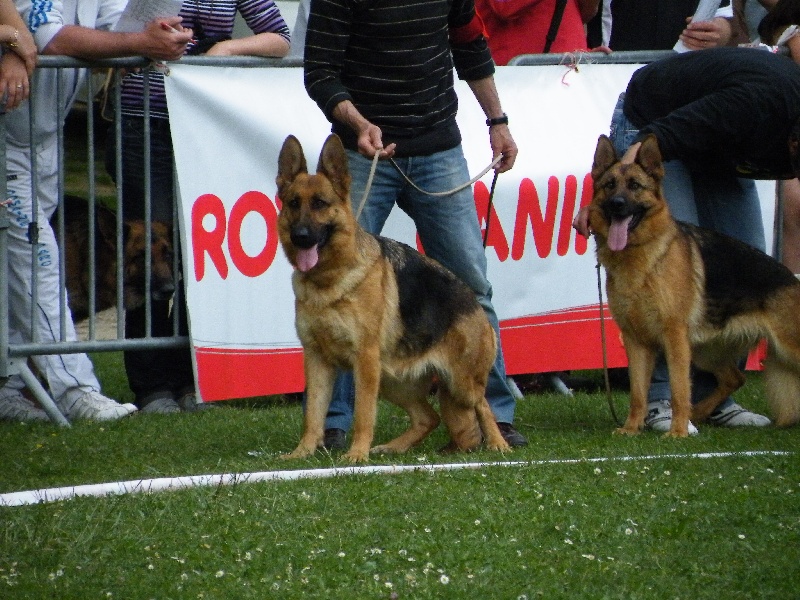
(164, 63, 774, 401)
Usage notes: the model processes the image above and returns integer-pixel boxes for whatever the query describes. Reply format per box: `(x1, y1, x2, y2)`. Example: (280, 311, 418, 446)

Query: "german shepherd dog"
(54, 194, 175, 321)
(276, 134, 510, 463)
(589, 134, 800, 437)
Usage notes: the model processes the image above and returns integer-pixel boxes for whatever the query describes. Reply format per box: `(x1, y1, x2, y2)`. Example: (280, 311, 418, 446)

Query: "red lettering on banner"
(511, 177, 559, 260)
(474, 180, 510, 261)
(556, 175, 578, 257)
(192, 192, 280, 281)
(227, 191, 278, 277)
(192, 194, 228, 281)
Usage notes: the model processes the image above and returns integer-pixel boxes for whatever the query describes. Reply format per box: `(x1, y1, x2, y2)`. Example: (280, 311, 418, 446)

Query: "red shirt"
(476, 0, 589, 65)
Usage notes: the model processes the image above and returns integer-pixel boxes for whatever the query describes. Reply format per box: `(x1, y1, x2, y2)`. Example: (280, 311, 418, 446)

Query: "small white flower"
(738, 534, 746, 540)
(215, 570, 225, 578)
(440, 574, 450, 584)
(625, 528, 633, 535)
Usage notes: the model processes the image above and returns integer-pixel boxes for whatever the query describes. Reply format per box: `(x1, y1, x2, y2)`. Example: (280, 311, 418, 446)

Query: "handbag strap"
(543, 0, 569, 53)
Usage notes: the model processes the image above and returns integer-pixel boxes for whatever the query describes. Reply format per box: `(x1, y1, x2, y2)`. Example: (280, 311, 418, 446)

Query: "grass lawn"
(1, 357, 798, 599)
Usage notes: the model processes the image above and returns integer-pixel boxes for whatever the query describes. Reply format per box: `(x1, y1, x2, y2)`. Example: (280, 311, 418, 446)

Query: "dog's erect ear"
(635, 134, 665, 181)
(317, 134, 351, 199)
(591, 135, 618, 180)
(276, 135, 308, 197)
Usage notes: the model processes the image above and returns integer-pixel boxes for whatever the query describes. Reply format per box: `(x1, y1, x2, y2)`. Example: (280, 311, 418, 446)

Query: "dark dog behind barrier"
(52, 194, 176, 322)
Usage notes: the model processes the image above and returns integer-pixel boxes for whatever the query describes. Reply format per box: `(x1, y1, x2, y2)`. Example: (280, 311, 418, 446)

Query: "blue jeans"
(609, 94, 766, 407)
(324, 145, 517, 429)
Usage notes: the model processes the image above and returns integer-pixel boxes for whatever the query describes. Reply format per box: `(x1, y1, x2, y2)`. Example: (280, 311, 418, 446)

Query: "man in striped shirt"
(303, 0, 528, 448)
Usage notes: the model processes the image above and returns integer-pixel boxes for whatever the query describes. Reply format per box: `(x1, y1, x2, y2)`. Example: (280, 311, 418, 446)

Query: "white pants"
(3, 139, 100, 402)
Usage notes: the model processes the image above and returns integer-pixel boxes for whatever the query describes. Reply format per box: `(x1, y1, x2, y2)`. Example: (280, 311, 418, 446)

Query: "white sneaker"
(58, 390, 137, 422)
(708, 402, 771, 427)
(0, 390, 49, 422)
(645, 399, 699, 435)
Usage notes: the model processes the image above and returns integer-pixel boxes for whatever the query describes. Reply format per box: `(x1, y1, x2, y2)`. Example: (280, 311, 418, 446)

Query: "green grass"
(1, 358, 798, 599)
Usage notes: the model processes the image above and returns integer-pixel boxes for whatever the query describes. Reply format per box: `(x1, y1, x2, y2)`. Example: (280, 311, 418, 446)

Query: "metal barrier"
(0, 52, 783, 422)
(0, 55, 303, 426)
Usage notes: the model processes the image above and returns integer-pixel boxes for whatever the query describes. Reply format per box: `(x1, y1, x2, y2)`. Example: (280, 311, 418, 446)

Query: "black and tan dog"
(589, 134, 800, 437)
(53, 194, 175, 321)
(276, 134, 510, 463)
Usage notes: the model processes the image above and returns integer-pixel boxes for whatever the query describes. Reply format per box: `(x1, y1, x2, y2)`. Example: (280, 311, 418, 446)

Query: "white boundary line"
(0, 451, 790, 507)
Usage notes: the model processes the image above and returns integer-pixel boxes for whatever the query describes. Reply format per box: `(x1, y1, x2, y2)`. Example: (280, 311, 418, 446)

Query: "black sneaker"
(323, 428, 347, 451)
(497, 422, 528, 447)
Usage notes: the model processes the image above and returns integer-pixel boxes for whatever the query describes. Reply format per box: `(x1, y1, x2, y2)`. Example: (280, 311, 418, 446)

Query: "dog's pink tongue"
(608, 216, 633, 252)
(296, 245, 319, 272)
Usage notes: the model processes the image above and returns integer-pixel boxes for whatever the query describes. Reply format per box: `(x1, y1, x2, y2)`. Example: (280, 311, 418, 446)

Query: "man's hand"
(333, 99, 396, 159)
(489, 124, 517, 173)
(141, 18, 193, 61)
(678, 17, 732, 50)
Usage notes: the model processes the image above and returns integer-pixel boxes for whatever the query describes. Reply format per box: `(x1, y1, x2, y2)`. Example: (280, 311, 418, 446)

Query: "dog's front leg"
(282, 352, 336, 459)
(663, 326, 692, 438)
(345, 346, 382, 463)
(616, 335, 656, 435)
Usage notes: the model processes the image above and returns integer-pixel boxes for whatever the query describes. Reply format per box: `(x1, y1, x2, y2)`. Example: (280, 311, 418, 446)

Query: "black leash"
(482, 170, 500, 248)
(595, 253, 623, 426)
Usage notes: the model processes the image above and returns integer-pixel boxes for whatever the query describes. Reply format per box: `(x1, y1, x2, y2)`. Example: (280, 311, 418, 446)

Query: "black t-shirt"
(625, 47, 800, 179)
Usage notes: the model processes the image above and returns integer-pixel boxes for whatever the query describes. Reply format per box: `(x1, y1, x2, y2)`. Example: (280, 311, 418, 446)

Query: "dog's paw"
(342, 449, 370, 464)
(662, 430, 690, 439)
(485, 440, 512, 453)
(280, 445, 316, 460)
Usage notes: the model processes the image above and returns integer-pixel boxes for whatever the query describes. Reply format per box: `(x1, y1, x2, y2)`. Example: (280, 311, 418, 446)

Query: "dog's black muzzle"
(602, 195, 646, 228)
(290, 223, 333, 250)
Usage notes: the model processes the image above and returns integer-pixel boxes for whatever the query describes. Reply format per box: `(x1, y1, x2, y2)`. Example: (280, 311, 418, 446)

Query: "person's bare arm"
(466, 76, 517, 173)
(331, 99, 396, 159)
(0, 0, 35, 72)
(42, 17, 191, 61)
(204, 32, 290, 57)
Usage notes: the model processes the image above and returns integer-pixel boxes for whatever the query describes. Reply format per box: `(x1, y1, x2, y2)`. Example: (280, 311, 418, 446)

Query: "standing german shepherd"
(276, 134, 510, 463)
(589, 134, 800, 437)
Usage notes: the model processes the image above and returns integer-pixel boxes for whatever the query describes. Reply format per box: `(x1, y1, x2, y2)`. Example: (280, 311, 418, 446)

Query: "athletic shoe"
(141, 394, 181, 414)
(0, 390, 49, 422)
(645, 399, 699, 435)
(177, 392, 212, 412)
(323, 428, 347, 451)
(708, 402, 771, 427)
(497, 422, 528, 447)
(58, 390, 138, 422)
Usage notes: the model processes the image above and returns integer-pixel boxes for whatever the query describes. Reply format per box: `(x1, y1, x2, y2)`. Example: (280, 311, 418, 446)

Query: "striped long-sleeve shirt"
(304, 0, 495, 157)
(118, 0, 290, 119)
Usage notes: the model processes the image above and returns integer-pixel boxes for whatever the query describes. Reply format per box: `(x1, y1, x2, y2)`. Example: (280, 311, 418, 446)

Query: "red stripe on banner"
(195, 347, 304, 401)
(500, 304, 628, 375)
(194, 307, 767, 400)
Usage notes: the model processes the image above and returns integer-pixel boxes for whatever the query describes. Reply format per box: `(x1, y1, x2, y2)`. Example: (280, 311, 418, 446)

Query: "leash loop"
(353, 152, 503, 221)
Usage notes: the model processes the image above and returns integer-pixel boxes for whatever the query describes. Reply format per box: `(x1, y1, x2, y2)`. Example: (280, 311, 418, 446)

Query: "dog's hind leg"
(371, 376, 440, 455)
(474, 396, 511, 452)
(763, 355, 800, 427)
(691, 362, 745, 423)
(438, 385, 483, 452)
(616, 336, 656, 435)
